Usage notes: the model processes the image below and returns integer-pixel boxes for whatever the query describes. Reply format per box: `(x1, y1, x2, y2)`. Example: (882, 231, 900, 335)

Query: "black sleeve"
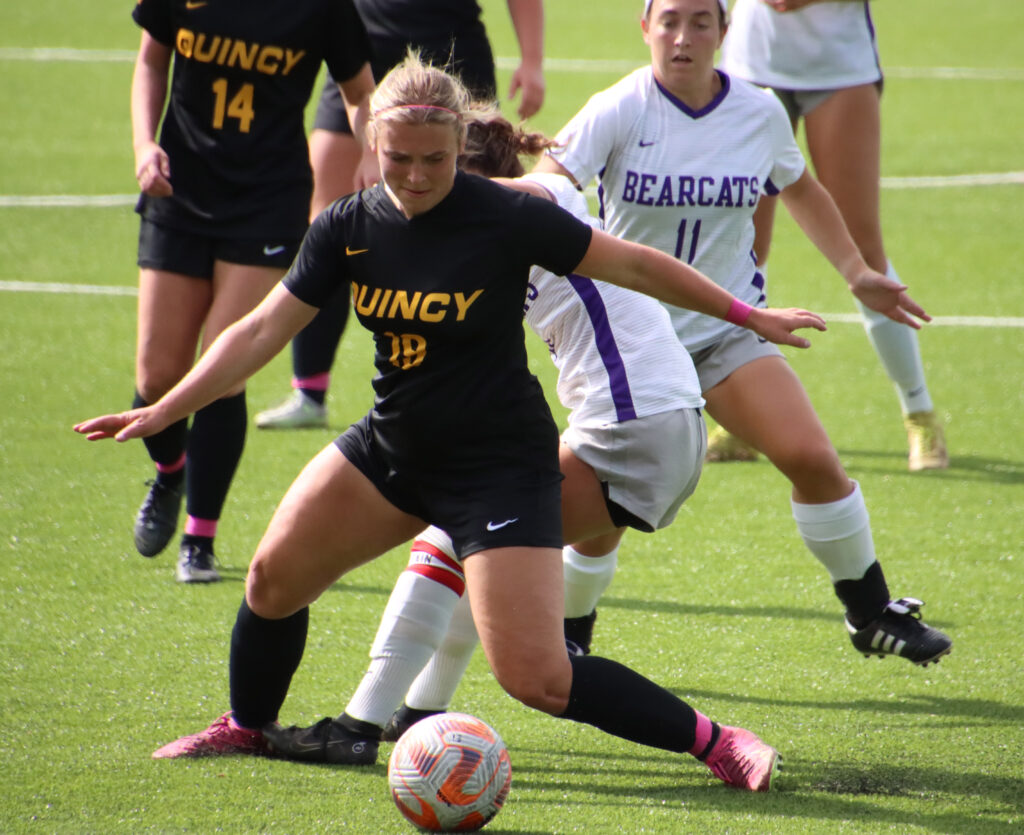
(282, 206, 351, 308)
(132, 0, 174, 46)
(324, 0, 374, 85)
(517, 193, 594, 277)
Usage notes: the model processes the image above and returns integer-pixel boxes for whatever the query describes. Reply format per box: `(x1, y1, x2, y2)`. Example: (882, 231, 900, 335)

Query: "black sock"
(834, 561, 891, 628)
(186, 392, 246, 521)
(559, 655, 700, 753)
(229, 599, 309, 729)
(180, 533, 213, 553)
(292, 289, 349, 379)
(298, 388, 326, 406)
(133, 390, 187, 473)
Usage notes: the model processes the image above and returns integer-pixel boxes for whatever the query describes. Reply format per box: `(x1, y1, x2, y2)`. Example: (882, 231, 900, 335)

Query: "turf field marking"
(1, 280, 1021, 327)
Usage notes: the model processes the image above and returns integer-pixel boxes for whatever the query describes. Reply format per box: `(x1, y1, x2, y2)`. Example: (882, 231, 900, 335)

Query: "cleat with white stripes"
(847, 597, 952, 666)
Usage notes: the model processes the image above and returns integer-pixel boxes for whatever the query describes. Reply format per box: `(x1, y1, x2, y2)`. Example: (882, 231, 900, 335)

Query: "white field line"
(3, 169, 1022, 209)
(1, 280, 1020, 327)
(3, 47, 1024, 83)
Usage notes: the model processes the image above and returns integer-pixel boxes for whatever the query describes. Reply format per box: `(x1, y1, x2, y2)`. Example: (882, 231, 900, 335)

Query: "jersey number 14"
(211, 79, 255, 133)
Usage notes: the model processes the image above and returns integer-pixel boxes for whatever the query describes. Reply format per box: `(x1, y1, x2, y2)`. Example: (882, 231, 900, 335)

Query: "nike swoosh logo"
(639, 139, 656, 147)
(345, 246, 369, 256)
(185, 1, 207, 8)
(263, 244, 286, 256)
(486, 518, 519, 531)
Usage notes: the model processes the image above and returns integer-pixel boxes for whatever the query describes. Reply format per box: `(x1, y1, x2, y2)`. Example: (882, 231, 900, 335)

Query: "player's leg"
(132, 264, 210, 558)
(256, 125, 361, 430)
(466, 546, 780, 791)
(703, 354, 951, 664)
(804, 83, 946, 471)
(153, 442, 426, 758)
(172, 261, 283, 582)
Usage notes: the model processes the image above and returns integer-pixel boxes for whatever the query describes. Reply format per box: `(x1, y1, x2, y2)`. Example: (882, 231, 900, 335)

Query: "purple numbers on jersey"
(674, 218, 701, 264)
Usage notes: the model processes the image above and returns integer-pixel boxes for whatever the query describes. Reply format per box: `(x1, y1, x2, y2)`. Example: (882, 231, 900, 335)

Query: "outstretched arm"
(780, 169, 929, 327)
(505, 0, 545, 119)
(75, 285, 318, 441)
(576, 229, 826, 348)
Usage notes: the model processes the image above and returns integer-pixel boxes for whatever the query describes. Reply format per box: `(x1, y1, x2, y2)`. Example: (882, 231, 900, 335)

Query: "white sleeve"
(764, 89, 806, 193)
(548, 79, 643, 189)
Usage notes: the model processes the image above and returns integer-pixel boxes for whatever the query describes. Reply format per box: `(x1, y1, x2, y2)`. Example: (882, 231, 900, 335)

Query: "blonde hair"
(459, 103, 558, 179)
(368, 50, 471, 145)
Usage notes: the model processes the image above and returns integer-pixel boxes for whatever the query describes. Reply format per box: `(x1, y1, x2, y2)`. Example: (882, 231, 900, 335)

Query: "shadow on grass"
(509, 746, 1023, 834)
(836, 447, 1024, 485)
(597, 595, 838, 623)
(674, 688, 1024, 725)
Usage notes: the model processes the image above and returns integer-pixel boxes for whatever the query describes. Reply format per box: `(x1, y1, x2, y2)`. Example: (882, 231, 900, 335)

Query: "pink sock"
(184, 516, 217, 538)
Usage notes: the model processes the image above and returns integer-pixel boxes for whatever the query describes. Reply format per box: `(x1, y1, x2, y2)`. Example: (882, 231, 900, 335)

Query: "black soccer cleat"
(564, 609, 598, 656)
(134, 479, 183, 557)
(381, 705, 445, 743)
(847, 597, 952, 666)
(176, 540, 220, 584)
(264, 716, 379, 765)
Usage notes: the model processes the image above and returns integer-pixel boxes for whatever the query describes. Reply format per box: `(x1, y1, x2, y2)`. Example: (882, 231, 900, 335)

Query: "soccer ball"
(387, 712, 512, 832)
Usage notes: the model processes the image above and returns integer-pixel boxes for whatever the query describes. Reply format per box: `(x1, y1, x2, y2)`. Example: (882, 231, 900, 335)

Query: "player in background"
(76, 54, 828, 791)
(127, 0, 375, 582)
(533, 0, 952, 663)
(715, 0, 947, 472)
(254, 0, 545, 430)
(263, 109, 710, 766)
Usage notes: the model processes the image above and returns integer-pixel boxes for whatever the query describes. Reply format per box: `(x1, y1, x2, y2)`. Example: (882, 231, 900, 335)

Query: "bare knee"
(136, 362, 187, 403)
(244, 555, 302, 620)
(772, 438, 850, 501)
(492, 658, 572, 716)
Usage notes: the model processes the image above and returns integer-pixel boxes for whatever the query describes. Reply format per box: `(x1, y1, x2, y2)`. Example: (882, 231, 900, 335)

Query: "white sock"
(855, 261, 933, 415)
(345, 569, 460, 727)
(791, 481, 877, 582)
(405, 591, 479, 712)
(563, 544, 619, 618)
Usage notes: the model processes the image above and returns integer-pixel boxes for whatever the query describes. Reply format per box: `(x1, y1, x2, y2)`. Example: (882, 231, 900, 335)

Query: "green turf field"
(1, 2, 1022, 833)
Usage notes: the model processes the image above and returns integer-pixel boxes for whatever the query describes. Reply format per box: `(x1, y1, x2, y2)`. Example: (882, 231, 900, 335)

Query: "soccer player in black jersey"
(255, 0, 545, 429)
(128, 0, 375, 581)
(77, 53, 825, 792)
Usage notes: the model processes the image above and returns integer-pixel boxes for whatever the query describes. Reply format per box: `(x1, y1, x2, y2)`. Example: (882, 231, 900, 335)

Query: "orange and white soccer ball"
(387, 712, 512, 832)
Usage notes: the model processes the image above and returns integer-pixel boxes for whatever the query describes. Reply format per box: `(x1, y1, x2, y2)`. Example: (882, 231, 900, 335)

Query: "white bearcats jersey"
(521, 172, 703, 429)
(720, 0, 882, 91)
(549, 68, 805, 352)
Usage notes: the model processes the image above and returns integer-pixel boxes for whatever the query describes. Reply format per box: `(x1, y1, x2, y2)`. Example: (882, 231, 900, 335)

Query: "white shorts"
(690, 325, 785, 393)
(563, 408, 706, 533)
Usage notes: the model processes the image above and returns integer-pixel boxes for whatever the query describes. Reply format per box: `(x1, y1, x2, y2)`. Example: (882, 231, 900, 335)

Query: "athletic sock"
(560, 654, 715, 755)
(185, 391, 246, 522)
(292, 290, 349, 384)
(296, 385, 327, 406)
(792, 480, 878, 580)
(834, 561, 891, 629)
(855, 261, 933, 415)
(180, 532, 214, 553)
(345, 568, 461, 727)
(405, 591, 479, 712)
(229, 599, 309, 729)
(133, 390, 188, 471)
(563, 544, 618, 618)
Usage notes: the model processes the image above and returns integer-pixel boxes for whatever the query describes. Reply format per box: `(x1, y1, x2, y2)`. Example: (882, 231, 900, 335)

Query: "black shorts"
(137, 219, 302, 279)
(335, 413, 563, 559)
(313, 37, 497, 134)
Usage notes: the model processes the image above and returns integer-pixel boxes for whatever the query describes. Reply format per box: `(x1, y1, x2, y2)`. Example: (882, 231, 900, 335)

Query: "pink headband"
(644, 0, 727, 16)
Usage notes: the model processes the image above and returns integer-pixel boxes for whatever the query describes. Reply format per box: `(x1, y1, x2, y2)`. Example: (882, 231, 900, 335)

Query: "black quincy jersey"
(284, 172, 593, 475)
(132, 0, 372, 239)
(353, 0, 486, 48)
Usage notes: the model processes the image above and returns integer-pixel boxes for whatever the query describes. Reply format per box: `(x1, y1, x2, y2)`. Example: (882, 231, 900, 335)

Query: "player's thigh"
(309, 129, 361, 217)
(464, 546, 572, 714)
(804, 83, 886, 269)
(558, 441, 616, 545)
(136, 268, 211, 399)
(704, 356, 849, 502)
(246, 443, 426, 618)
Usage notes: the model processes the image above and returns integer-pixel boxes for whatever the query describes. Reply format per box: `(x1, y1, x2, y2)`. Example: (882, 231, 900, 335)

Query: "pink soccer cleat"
(152, 712, 272, 759)
(703, 725, 781, 791)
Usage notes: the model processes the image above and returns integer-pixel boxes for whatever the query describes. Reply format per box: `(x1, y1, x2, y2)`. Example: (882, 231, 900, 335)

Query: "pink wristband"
(724, 298, 754, 326)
